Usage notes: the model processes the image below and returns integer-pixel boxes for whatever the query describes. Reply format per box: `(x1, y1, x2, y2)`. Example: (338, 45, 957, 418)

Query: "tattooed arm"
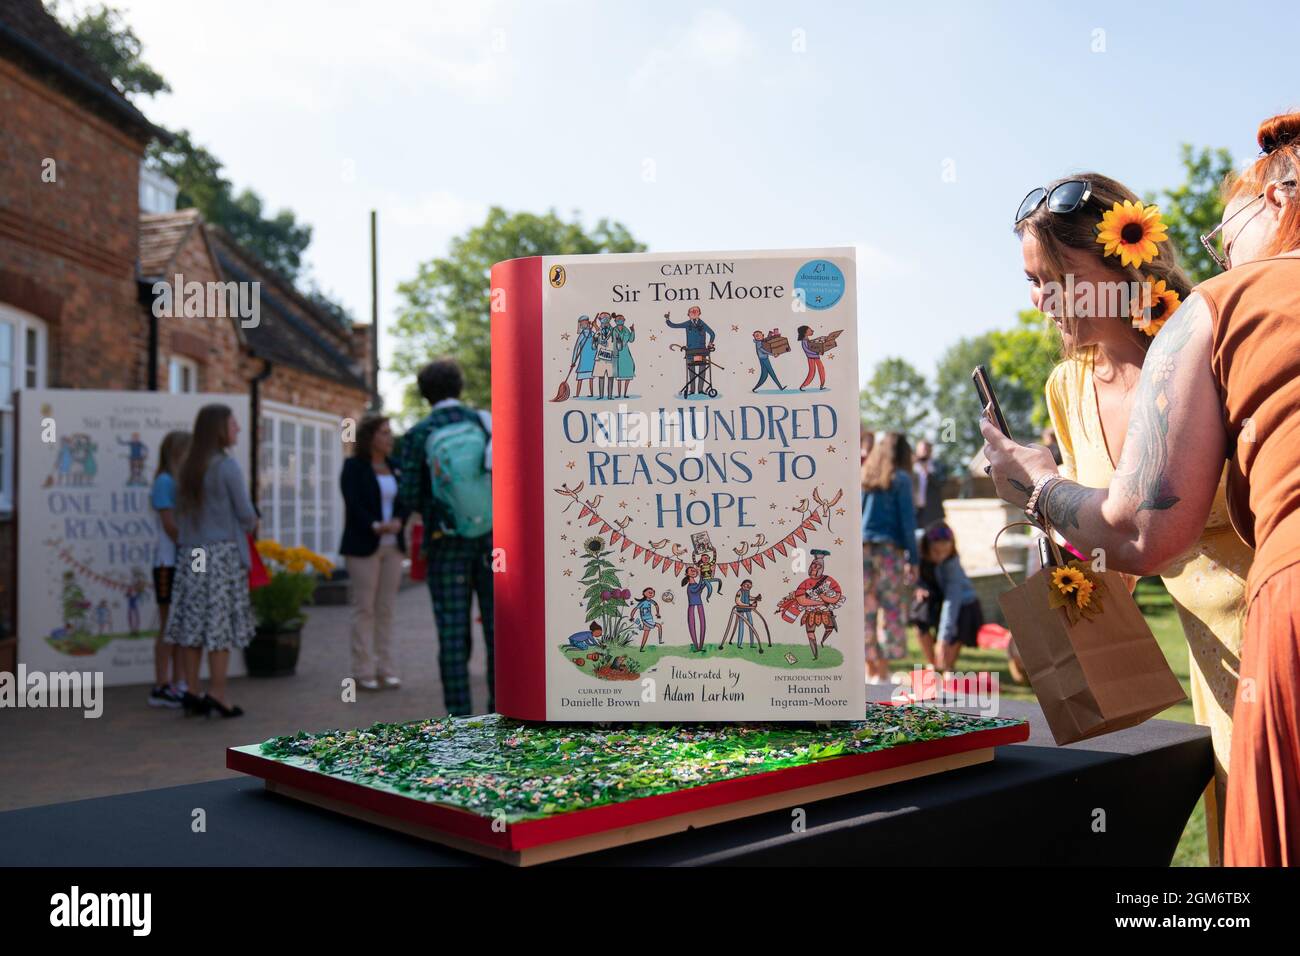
(981, 294, 1226, 574)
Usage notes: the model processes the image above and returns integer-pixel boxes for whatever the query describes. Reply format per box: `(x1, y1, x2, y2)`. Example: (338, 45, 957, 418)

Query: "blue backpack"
(424, 409, 493, 537)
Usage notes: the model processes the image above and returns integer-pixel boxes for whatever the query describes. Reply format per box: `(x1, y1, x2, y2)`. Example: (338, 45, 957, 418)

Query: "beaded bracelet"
(1023, 473, 1057, 519)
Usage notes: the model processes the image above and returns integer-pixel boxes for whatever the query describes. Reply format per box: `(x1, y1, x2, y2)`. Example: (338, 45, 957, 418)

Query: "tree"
(932, 332, 1037, 474)
(1146, 144, 1235, 285)
(859, 357, 932, 437)
(391, 207, 645, 415)
(56, 4, 323, 285)
(147, 131, 314, 280)
(54, 2, 169, 98)
(988, 310, 1061, 431)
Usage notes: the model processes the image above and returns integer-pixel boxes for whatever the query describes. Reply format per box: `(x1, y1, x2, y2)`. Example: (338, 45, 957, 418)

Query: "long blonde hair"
(861, 432, 912, 493)
(155, 431, 191, 481)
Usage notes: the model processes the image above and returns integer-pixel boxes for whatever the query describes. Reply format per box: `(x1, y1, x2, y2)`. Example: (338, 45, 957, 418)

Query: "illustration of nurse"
(612, 314, 635, 397)
(571, 316, 596, 397)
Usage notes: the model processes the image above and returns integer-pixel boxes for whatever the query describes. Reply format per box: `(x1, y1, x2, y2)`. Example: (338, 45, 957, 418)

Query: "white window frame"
(258, 400, 343, 561)
(1, 304, 49, 512)
(168, 355, 199, 394)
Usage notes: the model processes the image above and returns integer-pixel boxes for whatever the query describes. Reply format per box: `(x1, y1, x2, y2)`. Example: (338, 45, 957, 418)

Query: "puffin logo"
(549, 265, 566, 288)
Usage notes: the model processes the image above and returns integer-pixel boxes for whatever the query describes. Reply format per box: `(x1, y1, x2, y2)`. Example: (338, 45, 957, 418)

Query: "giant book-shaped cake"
(491, 248, 864, 720)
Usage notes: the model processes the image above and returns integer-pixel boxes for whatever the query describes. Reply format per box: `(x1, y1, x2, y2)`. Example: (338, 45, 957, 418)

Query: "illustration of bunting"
(555, 485, 845, 580)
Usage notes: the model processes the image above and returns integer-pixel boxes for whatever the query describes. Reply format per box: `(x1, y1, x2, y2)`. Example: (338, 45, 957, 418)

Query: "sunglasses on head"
(1015, 180, 1093, 225)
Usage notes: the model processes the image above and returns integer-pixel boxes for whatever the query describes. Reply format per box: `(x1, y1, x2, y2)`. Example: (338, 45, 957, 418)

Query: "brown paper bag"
(995, 523, 1186, 745)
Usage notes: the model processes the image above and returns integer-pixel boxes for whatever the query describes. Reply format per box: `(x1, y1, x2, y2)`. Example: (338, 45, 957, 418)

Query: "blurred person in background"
(861, 432, 918, 684)
(340, 415, 409, 692)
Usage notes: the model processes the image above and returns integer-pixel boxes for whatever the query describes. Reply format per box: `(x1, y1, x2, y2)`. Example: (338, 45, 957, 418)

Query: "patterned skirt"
(164, 540, 256, 651)
(863, 540, 909, 660)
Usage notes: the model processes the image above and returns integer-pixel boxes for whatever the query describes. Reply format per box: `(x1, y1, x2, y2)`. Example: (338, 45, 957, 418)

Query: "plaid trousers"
(425, 531, 495, 716)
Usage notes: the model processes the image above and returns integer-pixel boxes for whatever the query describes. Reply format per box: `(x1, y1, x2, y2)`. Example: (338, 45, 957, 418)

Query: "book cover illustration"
(495, 247, 864, 721)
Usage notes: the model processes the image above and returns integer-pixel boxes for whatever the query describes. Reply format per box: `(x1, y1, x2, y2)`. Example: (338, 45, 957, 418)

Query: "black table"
(0, 699, 1211, 866)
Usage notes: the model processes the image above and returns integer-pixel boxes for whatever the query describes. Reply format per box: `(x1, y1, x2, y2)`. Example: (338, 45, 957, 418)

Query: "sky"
(105, 0, 1296, 409)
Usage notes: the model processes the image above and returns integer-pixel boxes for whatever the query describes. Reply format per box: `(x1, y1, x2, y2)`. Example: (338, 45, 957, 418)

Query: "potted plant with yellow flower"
(245, 539, 335, 677)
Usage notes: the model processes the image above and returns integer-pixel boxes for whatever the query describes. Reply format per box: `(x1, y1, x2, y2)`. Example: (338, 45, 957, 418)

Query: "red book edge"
(227, 720, 1028, 853)
(490, 256, 547, 720)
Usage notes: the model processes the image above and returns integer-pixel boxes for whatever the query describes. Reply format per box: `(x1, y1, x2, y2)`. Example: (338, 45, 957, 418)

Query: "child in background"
(148, 430, 190, 708)
(916, 521, 983, 673)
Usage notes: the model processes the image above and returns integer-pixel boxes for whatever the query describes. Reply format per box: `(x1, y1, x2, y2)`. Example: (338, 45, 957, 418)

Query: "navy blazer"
(339, 456, 410, 557)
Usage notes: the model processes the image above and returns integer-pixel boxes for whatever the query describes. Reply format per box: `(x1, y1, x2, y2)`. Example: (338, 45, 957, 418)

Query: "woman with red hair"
(981, 111, 1300, 866)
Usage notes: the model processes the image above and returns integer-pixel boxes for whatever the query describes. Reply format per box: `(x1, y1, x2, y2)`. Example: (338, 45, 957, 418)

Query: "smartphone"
(1037, 534, 1057, 569)
(972, 365, 1013, 440)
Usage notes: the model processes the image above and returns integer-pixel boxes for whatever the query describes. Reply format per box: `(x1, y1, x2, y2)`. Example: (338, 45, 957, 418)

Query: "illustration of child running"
(632, 586, 663, 651)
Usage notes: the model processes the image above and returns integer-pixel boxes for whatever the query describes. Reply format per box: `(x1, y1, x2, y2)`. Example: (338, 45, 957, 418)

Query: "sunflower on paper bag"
(1096, 200, 1168, 267)
(1047, 560, 1107, 625)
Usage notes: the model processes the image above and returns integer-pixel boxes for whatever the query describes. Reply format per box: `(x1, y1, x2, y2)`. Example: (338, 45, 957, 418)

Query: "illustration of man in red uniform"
(777, 548, 844, 660)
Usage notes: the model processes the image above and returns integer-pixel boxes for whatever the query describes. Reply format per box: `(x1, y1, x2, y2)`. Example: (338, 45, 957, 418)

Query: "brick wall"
(252, 359, 369, 433)
(149, 227, 247, 393)
(0, 56, 373, 634)
(0, 58, 148, 391)
(0, 57, 149, 634)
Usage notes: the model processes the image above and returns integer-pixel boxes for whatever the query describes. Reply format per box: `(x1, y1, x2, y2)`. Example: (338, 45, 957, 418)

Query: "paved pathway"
(0, 584, 491, 811)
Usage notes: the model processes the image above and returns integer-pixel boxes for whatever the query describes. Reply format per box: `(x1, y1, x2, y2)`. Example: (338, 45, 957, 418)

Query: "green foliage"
(1145, 145, 1235, 285)
(53, 2, 170, 98)
(249, 570, 318, 631)
(391, 207, 645, 416)
(988, 310, 1062, 431)
(146, 130, 315, 280)
(260, 707, 1025, 822)
(54, 2, 339, 295)
(859, 357, 932, 436)
(932, 332, 1037, 473)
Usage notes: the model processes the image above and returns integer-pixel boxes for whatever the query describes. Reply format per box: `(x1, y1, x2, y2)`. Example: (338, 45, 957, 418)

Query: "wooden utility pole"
(369, 209, 381, 411)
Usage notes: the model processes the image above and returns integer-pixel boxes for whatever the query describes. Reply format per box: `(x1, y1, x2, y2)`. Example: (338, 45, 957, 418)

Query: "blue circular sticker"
(792, 259, 845, 310)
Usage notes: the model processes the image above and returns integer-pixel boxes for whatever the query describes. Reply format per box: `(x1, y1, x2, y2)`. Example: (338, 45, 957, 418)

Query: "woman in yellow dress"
(1016, 173, 1250, 863)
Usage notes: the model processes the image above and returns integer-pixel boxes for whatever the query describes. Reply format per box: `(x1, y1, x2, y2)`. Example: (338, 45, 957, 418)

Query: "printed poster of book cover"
(15, 390, 251, 686)
(539, 248, 864, 720)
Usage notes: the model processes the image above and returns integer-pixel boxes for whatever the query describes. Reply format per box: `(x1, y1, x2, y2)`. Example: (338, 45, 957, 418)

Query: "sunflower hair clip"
(1096, 200, 1169, 268)
(1130, 275, 1182, 337)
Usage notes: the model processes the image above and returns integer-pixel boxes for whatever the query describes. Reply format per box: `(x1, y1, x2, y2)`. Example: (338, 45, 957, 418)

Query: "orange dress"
(1199, 255, 1300, 867)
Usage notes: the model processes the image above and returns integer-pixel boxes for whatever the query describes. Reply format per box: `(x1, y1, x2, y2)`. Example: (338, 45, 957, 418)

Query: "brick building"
(0, 0, 374, 635)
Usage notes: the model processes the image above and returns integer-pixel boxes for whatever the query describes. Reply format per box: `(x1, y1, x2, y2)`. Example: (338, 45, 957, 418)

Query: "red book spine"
(490, 256, 547, 720)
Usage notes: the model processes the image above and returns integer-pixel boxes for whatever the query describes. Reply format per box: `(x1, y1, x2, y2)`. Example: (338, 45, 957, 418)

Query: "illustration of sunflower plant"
(579, 536, 635, 645)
